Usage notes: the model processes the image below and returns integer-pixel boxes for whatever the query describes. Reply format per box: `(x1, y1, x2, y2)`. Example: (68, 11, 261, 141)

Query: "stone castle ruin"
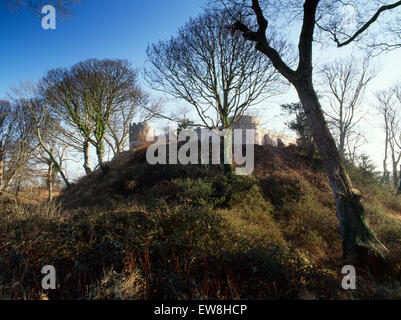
(129, 116, 297, 151)
(129, 122, 156, 150)
(230, 116, 297, 147)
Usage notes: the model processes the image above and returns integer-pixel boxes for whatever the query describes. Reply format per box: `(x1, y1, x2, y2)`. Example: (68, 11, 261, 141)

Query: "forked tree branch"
(335, 0, 401, 47)
(231, 0, 296, 81)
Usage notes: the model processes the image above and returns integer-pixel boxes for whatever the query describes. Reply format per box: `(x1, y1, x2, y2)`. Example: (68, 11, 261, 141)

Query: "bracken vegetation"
(1, 144, 400, 300)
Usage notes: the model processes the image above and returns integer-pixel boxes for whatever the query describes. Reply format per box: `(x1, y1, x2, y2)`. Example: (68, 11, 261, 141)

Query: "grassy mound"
(1, 145, 400, 300)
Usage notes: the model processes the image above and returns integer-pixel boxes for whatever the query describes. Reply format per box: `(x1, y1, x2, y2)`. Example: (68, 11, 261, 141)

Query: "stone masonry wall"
(129, 122, 155, 150)
(129, 116, 297, 151)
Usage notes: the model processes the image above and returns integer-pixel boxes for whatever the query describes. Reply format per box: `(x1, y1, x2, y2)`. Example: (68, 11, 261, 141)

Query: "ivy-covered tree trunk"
(220, 124, 234, 176)
(294, 79, 388, 265)
(96, 140, 107, 172)
(231, 0, 389, 265)
(220, 139, 234, 176)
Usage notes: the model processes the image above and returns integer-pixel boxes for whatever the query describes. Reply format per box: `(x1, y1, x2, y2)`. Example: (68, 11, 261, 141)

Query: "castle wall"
(129, 116, 297, 151)
(232, 116, 264, 145)
(233, 116, 297, 147)
(263, 130, 298, 147)
(129, 122, 155, 150)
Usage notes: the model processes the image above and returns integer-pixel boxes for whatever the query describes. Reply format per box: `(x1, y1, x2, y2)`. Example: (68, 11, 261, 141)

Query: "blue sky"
(1, 0, 400, 175)
(0, 0, 204, 96)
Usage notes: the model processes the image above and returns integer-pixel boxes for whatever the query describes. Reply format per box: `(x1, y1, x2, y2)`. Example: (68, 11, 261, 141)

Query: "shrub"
(148, 201, 225, 254)
(173, 174, 262, 209)
(172, 178, 214, 207)
(262, 171, 312, 208)
(87, 268, 145, 300)
(345, 154, 381, 187)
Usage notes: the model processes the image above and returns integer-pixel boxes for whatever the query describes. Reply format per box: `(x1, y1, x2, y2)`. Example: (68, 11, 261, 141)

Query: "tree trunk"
(392, 161, 399, 189)
(0, 159, 4, 190)
(83, 141, 92, 175)
(398, 165, 401, 195)
(383, 119, 390, 184)
(230, 0, 389, 265)
(382, 168, 390, 185)
(116, 142, 122, 155)
(15, 176, 21, 198)
(47, 162, 54, 201)
(221, 141, 233, 176)
(219, 127, 233, 176)
(294, 79, 388, 265)
(2, 169, 16, 192)
(96, 147, 105, 169)
(339, 133, 346, 156)
(96, 140, 107, 172)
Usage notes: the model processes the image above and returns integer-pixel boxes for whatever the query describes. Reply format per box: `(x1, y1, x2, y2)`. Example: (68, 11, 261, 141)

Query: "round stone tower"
(129, 122, 156, 150)
(232, 116, 263, 145)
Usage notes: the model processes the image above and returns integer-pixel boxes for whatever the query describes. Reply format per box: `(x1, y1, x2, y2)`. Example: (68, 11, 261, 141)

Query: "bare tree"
(391, 83, 401, 186)
(1, 99, 39, 192)
(146, 8, 286, 175)
(11, 81, 71, 189)
(345, 131, 367, 167)
(41, 59, 139, 172)
(320, 57, 376, 155)
(33, 139, 69, 200)
(375, 89, 399, 186)
(105, 86, 157, 156)
(0, 100, 16, 191)
(2, 0, 81, 18)
(145, 9, 284, 131)
(315, 0, 401, 55)
(41, 68, 95, 174)
(220, 0, 401, 264)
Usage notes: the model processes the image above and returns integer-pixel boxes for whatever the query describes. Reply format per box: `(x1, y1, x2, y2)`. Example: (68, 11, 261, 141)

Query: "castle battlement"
(129, 117, 297, 151)
(129, 122, 156, 150)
